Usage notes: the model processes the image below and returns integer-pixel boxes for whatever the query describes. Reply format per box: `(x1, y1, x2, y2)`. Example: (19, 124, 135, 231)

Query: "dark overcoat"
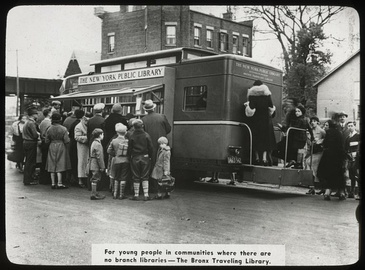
(246, 84, 276, 152)
(287, 116, 312, 149)
(142, 112, 171, 165)
(317, 127, 346, 189)
(87, 114, 105, 142)
(103, 113, 128, 147)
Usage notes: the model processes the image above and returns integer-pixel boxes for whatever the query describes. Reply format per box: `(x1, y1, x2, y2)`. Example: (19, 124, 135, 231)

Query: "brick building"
(95, 5, 253, 60)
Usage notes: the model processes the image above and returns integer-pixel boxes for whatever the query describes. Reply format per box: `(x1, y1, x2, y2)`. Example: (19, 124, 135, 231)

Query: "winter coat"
(317, 127, 346, 189)
(75, 120, 89, 178)
(87, 114, 105, 142)
(90, 139, 105, 171)
(151, 146, 171, 180)
(103, 113, 128, 147)
(63, 114, 78, 131)
(45, 124, 71, 173)
(69, 119, 81, 170)
(142, 112, 171, 165)
(286, 115, 312, 149)
(245, 84, 276, 152)
(127, 129, 154, 158)
(107, 136, 129, 164)
(337, 123, 350, 145)
(102, 112, 128, 166)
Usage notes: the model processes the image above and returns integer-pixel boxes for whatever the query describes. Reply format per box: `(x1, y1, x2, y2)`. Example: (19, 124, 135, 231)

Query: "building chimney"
(94, 7, 106, 19)
(223, 11, 233, 21)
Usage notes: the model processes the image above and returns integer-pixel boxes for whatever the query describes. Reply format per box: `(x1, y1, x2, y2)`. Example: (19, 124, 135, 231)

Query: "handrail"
(239, 123, 252, 165)
(284, 127, 312, 167)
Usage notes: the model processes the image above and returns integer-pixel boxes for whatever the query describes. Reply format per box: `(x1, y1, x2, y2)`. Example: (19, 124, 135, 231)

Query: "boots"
(118, 181, 127, 200)
(113, 180, 119, 199)
(90, 182, 105, 200)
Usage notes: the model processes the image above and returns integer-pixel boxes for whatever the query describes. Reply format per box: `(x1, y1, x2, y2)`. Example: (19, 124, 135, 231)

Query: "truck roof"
(180, 54, 283, 73)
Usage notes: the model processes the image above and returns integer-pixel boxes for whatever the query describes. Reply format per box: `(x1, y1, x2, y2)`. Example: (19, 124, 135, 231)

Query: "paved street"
(5, 159, 359, 266)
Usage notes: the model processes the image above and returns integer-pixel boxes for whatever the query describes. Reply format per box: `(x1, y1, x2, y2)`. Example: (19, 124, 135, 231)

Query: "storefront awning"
(51, 84, 163, 100)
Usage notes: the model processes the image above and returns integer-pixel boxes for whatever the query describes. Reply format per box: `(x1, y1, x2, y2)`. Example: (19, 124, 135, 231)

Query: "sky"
(5, 5, 360, 80)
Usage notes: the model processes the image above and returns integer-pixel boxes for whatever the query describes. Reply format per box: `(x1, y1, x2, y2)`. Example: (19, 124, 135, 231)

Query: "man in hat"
(38, 108, 52, 184)
(141, 99, 171, 193)
(141, 99, 171, 165)
(87, 103, 108, 190)
(337, 111, 350, 142)
(51, 100, 61, 115)
(87, 103, 106, 142)
(22, 107, 40, 185)
(62, 100, 82, 131)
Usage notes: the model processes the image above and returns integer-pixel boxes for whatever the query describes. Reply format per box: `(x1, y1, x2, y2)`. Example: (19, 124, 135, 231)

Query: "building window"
(166, 25, 176, 46)
(124, 60, 148, 70)
(194, 26, 201, 46)
(357, 105, 360, 120)
(108, 33, 115, 53)
(127, 5, 146, 12)
(101, 64, 121, 73)
(242, 35, 249, 56)
(206, 29, 213, 48)
(219, 32, 228, 52)
(232, 35, 239, 54)
(183, 85, 207, 111)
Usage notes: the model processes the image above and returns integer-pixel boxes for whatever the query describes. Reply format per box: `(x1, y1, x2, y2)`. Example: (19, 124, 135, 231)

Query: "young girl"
(107, 123, 130, 200)
(45, 113, 71, 189)
(89, 128, 106, 200)
(151, 137, 174, 199)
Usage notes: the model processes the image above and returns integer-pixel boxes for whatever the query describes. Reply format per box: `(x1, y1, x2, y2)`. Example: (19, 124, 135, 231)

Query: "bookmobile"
(54, 48, 313, 187)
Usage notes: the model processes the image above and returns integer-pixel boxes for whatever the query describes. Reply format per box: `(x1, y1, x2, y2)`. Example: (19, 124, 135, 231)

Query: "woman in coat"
(45, 113, 71, 189)
(74, 115, 89, 188)
(284, 104, 313, 168)
(244, 80, 276, 166)
(68, 109, 85, 185)
(317, 120, 346, 200)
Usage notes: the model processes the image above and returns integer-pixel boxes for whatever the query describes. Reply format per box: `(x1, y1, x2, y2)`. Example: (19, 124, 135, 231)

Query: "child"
(107, 123, 130, 200)
(152, 137, 174, 199)
(89, 128, 106, 200)
(127, 119, 154, 201)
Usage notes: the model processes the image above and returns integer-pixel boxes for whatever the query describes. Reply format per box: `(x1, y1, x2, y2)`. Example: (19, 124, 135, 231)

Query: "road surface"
(4, 159, 360, 266)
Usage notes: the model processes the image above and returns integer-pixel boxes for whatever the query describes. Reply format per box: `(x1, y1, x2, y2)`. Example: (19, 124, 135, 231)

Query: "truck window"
(183, 85, 207, 111)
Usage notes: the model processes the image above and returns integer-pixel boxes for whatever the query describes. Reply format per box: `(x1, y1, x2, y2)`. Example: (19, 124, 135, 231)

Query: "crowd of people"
(8, 86, 360, 202)
(8, 99, 174, 201)
(243, 80, 360, 201)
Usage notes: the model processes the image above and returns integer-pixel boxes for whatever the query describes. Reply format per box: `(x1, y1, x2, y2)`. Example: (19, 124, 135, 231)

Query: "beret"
(93, 103, 105, 112)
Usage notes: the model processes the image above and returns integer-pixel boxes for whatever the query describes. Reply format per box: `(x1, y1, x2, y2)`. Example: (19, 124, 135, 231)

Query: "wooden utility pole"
(16, 49, 19, 117)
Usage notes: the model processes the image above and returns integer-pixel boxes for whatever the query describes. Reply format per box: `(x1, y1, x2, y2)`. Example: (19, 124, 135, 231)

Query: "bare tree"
(239, 6, 345, 74)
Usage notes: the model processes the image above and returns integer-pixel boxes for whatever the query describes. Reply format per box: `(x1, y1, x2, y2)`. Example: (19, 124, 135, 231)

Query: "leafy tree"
(236, 5, 345, 115)
(239, 6, 344, 74)
(285, 22, 332, 114)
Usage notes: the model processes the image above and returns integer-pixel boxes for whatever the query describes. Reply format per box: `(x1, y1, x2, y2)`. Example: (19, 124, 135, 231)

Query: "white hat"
(143, 99, 156, 111)
(93, 103, 105, 113)
(115, 123, 127, 133)
(52, 100, 61, 105)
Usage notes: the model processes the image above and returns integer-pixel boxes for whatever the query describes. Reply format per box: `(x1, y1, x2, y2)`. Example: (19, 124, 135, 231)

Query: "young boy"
(151, 137, 174, 199)
(89, 128, 106, 200)
(127, 119, 154, 201)
(107, 123, 130, 200)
